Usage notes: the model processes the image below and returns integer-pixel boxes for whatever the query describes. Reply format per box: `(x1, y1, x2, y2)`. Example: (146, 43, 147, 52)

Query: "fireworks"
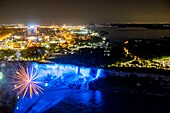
(12, 65, 44, 99)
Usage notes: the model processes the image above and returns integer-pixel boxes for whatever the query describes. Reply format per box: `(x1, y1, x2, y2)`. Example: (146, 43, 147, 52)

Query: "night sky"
(0, 0, 170, 25)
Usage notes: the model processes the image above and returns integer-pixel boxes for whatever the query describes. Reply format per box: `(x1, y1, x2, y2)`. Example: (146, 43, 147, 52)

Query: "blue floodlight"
(29, 25, 35, 29)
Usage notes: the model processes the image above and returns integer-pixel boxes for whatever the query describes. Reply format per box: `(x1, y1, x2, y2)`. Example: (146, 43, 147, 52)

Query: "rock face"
(0, 61, 17, 113)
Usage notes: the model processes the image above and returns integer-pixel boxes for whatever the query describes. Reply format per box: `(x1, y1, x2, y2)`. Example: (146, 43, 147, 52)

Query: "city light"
(27, 36, 37, 40)
(1, 24, 170, 70)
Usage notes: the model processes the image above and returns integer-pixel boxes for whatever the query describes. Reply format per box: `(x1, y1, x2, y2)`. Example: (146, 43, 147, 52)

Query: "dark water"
(15, 88, 170, 113)
(89, 27, 170, 42)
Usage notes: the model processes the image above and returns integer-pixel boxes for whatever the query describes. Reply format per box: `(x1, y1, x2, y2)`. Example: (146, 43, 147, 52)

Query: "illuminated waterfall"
(14, 62, 105, 113)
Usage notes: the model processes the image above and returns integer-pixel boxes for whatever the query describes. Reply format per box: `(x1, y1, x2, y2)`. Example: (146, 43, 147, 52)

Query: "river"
(14, 88, 170, 113)
(89, 27, 170, 42)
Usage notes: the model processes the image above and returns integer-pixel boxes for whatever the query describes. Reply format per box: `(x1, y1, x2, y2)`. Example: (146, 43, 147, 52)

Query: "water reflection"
(14, 88, 170, 113)
(14, 89, 103, 113)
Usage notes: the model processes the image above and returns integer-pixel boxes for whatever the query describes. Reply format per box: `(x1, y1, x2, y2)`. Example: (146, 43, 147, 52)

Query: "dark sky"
(0, 0, 170, 25)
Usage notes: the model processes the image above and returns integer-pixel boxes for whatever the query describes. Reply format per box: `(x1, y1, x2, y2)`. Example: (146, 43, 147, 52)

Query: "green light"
(0, 72, 3, 80)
